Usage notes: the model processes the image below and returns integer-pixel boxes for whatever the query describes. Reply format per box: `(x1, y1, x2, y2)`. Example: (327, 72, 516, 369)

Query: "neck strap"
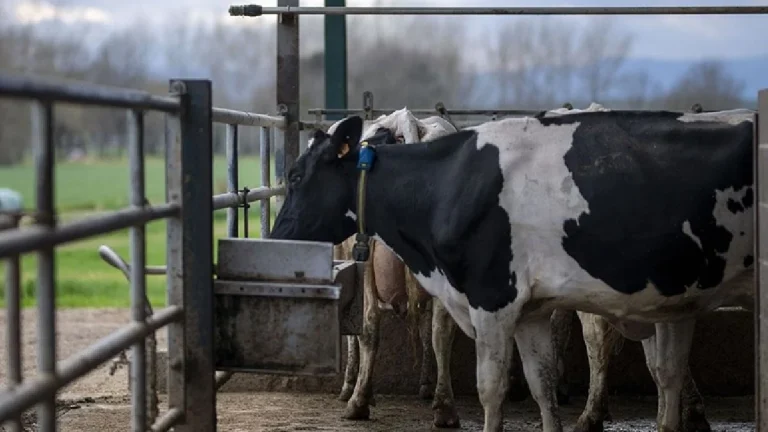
(352, 140, 376, 261)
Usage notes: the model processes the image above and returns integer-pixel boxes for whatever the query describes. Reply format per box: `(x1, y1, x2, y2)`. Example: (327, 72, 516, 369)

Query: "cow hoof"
(338, 386, 354, 402)
(342, 402, 370, 421)
(419, 384, 434, 400)
(572, 415, 604, 432)
(682, 410, 712, 432)
(433, 405, 461, 429)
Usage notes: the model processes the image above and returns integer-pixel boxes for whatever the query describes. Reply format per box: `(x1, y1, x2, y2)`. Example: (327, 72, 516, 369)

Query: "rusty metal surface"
(217, 238, 334, 283)
(275, 0, 299, 215)
(334, 260, 363, 336)
(214, 293, 341, 376)
(214, 280, 340, 300)
(168, 79, 216, 432)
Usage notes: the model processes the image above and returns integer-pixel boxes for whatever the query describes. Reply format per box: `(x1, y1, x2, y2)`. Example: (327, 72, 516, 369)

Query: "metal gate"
(0, 75, 286, 432)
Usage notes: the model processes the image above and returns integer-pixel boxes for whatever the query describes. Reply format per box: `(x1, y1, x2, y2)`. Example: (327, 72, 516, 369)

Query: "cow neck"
(351, 140, 446, 266)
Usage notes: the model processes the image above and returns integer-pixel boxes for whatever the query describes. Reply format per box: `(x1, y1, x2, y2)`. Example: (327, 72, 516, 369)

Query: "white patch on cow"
(676, 109, 755, 125)
(712, 186, 754, 280)
(545, 102, 610, 117)
(344, 209, 357, 222)
(681, 220, 702, 249)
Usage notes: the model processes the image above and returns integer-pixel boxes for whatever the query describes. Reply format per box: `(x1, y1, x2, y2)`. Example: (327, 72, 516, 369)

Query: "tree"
(663, 60, 747, 111)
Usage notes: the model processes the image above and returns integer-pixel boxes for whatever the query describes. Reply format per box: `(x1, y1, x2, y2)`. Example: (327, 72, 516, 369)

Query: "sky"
(4, 0, 768, 62)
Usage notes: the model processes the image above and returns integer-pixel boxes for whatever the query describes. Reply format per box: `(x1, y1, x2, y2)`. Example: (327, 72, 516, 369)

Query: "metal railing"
(0, 73, 287, 432)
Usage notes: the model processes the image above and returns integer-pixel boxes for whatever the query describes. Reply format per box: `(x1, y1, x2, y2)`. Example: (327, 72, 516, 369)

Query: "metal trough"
(214, 238, 363, 376)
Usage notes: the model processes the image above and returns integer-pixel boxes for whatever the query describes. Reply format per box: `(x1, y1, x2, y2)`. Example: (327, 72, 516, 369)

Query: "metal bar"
(324, 0, 347, 122)
(260, 127, 272, 237)
(0, 204, 178, 258)
(0, 72, 179, 112)
(3, 217, 21, 432)
(212, 186, 285, 211)
(150, 408, 183, 432)
(164, 84, 185, 425)
(226, 124, 239, 238)
(127, 108, 148, 432)
(176, 79, 216, 432)
(0, 306, 183, 423)
(215, 371, 234, 391)
(758, 89, 768, 432)
(31, 100, 57, 432)
(231, 4, 768, 15)
(212, 107, 286, 128)
(276, 0, 300, 214)
(307, 108, 542, 116)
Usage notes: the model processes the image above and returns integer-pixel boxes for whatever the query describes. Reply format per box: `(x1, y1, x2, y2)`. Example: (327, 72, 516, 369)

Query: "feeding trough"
(214, 238, 363, 376)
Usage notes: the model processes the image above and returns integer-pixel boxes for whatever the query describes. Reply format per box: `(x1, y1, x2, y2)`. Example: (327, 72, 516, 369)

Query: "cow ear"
(329, 116, 363, 159)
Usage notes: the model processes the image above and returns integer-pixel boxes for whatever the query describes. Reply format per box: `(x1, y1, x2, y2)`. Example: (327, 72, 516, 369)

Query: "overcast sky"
(6, 0, 768, 61)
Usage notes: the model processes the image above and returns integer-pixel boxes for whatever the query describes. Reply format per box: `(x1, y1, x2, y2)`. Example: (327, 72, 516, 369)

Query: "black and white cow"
(270, 108, 755, 432)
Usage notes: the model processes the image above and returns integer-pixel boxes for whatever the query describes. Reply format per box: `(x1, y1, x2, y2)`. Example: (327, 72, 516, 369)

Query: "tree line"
(0, 7, 751, 164)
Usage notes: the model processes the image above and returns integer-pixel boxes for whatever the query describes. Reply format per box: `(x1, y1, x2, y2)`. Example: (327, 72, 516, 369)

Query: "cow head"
(270, 116, 394, 244)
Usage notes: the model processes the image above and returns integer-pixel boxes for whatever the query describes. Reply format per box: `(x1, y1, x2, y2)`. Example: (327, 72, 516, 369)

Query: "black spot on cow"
(539, 111, 753, 297)
(727, 198, 745, 213)
(744, 254, 754, 268)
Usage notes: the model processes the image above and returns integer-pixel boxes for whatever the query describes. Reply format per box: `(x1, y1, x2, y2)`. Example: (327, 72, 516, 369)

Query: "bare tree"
(663, 60, 746, 111)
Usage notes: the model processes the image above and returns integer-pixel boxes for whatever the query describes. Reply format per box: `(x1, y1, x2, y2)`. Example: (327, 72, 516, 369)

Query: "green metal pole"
(324, 0, 347, 121)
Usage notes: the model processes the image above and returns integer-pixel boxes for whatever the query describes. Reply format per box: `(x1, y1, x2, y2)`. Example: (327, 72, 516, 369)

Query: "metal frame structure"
(0, 74, 285, 432)
(0, 3, 765, 432)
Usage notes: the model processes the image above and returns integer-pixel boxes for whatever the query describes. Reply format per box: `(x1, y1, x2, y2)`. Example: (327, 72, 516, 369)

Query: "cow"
(270, 107, 755, 432)
(321, 110, 465, 428)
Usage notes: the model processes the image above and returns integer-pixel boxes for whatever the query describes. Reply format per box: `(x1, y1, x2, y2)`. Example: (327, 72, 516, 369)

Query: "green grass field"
(0, 156, 278, 309)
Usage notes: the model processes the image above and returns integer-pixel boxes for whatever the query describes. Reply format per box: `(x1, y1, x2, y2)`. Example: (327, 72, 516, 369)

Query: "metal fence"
(0, 74, 286, 432)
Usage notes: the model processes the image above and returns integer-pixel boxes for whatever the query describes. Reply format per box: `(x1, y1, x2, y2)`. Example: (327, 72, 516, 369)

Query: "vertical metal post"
(226, 124, 239, 238)
(127, 108, 148, 432)
(32, 100, 57, 432)
(260, 127, 271, 237)
(276, 0, 300, 212)
(166, 79, 216, 432)
(758, 89, 768, 432)
(363, 91, 374, 121)
(324, 0, 347, 122)
(3, 214, 21, 432)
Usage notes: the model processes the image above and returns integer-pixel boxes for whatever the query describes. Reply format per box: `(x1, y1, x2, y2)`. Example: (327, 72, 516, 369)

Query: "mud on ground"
(0, 309, 756, 431)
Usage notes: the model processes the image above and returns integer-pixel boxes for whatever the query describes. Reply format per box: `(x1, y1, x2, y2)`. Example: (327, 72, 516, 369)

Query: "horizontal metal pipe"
(212, 186, 286, 211)
(150, 408, 183, 432)
(212, 107, 286, 128)
(215, 371, 234, 390)
(0, 306, 183, 423)
(0, 72, 179, 112)
(0, 204, 179, 258)
(231, 5, 768, 15)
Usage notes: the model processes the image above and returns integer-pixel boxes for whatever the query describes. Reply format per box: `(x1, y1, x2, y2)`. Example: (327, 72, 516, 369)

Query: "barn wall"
(217, 309, 753, 398)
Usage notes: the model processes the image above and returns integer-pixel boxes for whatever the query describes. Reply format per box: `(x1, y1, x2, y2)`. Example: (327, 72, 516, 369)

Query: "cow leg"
(471, 307, 516, 432)
(418, 299, 434, 400)
(641, 320, 696, 432)
(343, 249, 380, 420)
(338, 336, 359, 401)
(550, 308, 575, 405)
(680, 364, 711, 432)
(432, 298, 460, 428)
(573, 312, 623, 432)
(515, 316, 564, 432)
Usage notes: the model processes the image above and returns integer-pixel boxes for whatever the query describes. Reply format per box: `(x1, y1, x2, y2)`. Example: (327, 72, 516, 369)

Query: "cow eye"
(290, 174, 302, 186)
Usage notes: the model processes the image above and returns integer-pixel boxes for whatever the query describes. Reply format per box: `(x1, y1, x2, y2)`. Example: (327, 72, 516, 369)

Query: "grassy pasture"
(0, 156, 278, 308)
